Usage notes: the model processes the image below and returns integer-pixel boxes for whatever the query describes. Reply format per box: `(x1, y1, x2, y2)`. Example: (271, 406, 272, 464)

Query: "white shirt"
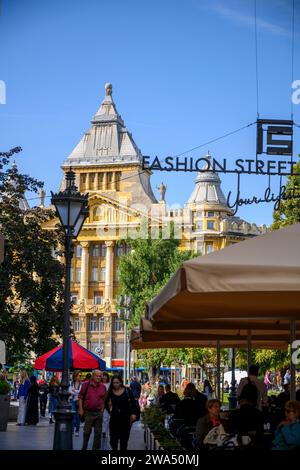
(69, 382, 82, 402)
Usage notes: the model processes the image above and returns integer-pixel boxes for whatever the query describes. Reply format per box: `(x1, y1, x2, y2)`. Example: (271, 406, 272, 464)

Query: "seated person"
(159, 384, 180, 414)
(153, 385, 165, 407)
(193, 388, 208, 419)
(227, 387, 264, 446)
(276, 384, 290, 409)
(272, 400, 300, 450)
(170, 383, 199, 435)
(174, 383, 201, 425)
(195, 399, 223, 448)
(223, 380, 230, 393)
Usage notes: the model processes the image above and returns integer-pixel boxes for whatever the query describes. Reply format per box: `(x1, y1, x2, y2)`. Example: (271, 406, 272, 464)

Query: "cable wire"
(254, 0, 260, 118)
(24, 121, 256, 202)
(291, 0, 295, 120)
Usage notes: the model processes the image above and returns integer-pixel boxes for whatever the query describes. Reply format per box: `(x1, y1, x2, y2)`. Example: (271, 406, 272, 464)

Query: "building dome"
(187, 153, 231, 212)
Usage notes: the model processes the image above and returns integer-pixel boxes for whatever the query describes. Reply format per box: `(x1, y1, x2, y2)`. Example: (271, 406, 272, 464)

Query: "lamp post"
(117, 295, 132, 384)
(228, 347, 237, 410)
(51, 170, 89, 450)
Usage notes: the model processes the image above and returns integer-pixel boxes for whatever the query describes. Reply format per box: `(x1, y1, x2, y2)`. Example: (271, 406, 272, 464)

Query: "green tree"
(272, 156, 300, 229)
(118, 236, 195, 381)
(0, 149, 64, 364)
(118, 236, 193, 328)
(253, 349, 289, 372)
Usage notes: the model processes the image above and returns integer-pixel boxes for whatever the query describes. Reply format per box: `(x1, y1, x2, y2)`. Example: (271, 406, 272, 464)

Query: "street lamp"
(51, 170, 89, 450)
(117, 295, 132, 384)
(228, 348, 237, 410)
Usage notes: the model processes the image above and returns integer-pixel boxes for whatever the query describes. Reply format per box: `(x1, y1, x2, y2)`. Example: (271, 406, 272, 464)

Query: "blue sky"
(0, 0, 299, 226)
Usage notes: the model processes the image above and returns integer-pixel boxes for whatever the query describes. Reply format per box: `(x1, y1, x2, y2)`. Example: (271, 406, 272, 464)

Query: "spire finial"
(206, 150, 211, 159)
(105, 82, 112, 97)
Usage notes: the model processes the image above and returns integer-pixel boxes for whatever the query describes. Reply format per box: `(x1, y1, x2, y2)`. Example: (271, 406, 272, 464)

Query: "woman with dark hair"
(25, 376, 39, 425)
(48, 375, 60, 424)
(69, 370, 82, 436)
(105, 374, 137, 451)
(101, 372, 111, 447)
(203, 379, 213, 400)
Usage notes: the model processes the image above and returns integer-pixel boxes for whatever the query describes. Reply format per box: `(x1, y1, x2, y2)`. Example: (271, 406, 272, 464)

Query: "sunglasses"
(285, 408, 292, 413)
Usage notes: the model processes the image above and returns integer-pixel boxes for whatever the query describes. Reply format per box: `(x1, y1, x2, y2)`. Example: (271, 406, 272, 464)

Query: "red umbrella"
(34, 339, 106, 371)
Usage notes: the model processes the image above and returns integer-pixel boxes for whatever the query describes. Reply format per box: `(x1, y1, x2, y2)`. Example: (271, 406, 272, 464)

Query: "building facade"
(45, 83, 267, 368)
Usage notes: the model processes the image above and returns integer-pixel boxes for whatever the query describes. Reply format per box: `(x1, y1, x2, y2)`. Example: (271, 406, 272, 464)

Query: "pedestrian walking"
(203, 379, 214, 400)
(237, 364, 268, 410)
(17, 371, 30, 425)
(25, 376, 39, 425)
(78, 370, 106, 450)
(48, 375, 60, 423)
(39, 379, 49, 417)
(101, 372, 111, 449)
(69, 370, 82, 436)
(284, 369, 291, 386)
(13, 379, 20, 401)
(105, 374, 137, 451)
(129, 376, 141, 421)
(264, 370, 272, 391)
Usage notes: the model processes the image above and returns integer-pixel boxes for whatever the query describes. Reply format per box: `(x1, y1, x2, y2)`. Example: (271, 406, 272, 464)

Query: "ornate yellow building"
(45, 83, 266, 368)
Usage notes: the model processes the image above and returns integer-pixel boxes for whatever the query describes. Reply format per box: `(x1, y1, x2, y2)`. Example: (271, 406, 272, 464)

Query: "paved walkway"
(0, 416, 145, 450)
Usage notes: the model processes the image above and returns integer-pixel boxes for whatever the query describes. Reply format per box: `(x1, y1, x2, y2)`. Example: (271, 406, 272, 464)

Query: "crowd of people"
(3, 364, 300, 451)
(138, 365, 300, 451)
(9, 369, 141, 451)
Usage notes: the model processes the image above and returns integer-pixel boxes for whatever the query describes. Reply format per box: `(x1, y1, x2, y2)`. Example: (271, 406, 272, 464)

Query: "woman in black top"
(105, 374, 137, 451)
(25, 376, 39, 425)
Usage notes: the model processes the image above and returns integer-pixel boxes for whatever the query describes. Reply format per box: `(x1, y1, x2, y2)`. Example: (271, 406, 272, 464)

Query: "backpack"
(240, 377, 258, 407)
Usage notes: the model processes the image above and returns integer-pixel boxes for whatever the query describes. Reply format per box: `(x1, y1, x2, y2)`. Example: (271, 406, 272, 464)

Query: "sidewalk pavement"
(0, 416, 145, 451)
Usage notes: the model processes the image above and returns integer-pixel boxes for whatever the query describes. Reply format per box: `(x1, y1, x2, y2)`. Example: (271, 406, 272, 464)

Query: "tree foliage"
(118, 236, 196, 377)
(0, 150, 65, 364)
(253, 349, 289, 371)
(271, 156, 300, 229)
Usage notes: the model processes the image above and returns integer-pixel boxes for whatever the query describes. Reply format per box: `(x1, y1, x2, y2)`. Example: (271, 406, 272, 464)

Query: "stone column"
(104, 241, 114, 301)
(85, 173, 90, 191)
(103, 172, 108, 190)
(79, 313, 88, 349)
(80, 242, 89, 302)
(112, 172, 116, 190)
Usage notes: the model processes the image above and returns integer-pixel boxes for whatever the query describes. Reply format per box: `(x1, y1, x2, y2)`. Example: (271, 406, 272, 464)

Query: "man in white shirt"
(237, 365, 268, 410)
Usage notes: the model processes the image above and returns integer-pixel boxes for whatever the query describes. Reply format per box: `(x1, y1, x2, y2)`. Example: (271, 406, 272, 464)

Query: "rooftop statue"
(157, 182, 167, 202)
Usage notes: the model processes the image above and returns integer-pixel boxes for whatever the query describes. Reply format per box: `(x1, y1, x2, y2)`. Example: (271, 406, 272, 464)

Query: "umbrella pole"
(247, 330, 252, 371)
(217, 341, 221, 400)
(290, 319, 296, 400)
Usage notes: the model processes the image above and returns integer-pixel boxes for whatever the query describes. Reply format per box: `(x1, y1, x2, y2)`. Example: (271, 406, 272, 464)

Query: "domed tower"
(185, 152, 258, 254)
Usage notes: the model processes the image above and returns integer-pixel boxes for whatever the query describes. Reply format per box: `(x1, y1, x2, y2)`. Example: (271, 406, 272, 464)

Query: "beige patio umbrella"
(140, 318, 300, 342)
(131, 326, 290, 398)
(147, 223, 300, 327)
(145, 224, 300, 398)
(131, 326, 289, 350)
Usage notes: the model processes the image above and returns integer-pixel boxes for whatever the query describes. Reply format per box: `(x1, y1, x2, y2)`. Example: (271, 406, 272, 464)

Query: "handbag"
(80, 381, 90, 423)
(203, 424, 226, 446)
(125, 387, 140, 422)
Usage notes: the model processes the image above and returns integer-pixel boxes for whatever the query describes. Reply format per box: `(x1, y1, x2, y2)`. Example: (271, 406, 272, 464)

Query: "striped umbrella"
(34, 339, 106, 371)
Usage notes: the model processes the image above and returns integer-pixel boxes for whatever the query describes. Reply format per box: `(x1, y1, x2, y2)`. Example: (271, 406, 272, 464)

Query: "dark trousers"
(109, 418, 131, 451)
(82, 411, 103, 451)
(40, 396, 47, 417)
